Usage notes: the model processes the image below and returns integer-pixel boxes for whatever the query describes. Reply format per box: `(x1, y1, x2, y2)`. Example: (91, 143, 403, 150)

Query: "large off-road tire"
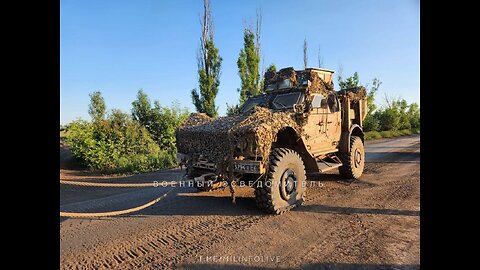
(338, 136, 365, 179)
(255, 148, 306, 215)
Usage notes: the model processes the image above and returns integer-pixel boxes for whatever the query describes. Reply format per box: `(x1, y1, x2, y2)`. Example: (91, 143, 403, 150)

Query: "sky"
(60, 0, 419, 124)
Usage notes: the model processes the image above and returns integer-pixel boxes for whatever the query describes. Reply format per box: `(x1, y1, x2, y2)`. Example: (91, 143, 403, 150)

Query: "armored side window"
(311, 95, 325, 109)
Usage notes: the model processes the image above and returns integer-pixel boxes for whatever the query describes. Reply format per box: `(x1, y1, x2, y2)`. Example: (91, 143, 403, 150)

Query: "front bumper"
(183, 154, 265, 174)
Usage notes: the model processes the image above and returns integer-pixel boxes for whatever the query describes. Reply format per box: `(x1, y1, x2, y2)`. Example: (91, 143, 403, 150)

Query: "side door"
(303, 94, 330, 154)
(325, 93, 342, 148)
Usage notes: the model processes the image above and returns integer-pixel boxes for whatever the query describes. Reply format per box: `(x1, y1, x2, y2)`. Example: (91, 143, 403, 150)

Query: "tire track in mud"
(304, 160, 417, 204)
(62, 165, 417, 269)
(61, 207, 271, 269)
(297, 164, 420, 265)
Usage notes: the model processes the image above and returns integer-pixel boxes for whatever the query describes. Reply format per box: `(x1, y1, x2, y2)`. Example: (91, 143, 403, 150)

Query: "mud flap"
(339, 131, 350, 153)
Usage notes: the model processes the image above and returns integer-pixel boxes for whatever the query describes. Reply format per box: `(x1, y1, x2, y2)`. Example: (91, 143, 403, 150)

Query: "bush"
(363, 114, 380, 132)
(408, 103, 420, 129)
(364, 129, 418, 140)
(377, 109, 400, 131)
(364, 131, 382, 140)
(398, 129, 412, 136)
(379, 130, 394, 138)
(132, 90, 189, 154)
(66, 112, 176, 174)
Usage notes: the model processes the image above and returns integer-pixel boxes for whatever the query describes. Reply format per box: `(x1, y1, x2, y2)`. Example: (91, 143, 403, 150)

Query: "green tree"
(226, 102, 243, 116)
(228, 63, 276, 117)
(131, 89, 152, 126)
(191, 0, 222, 118)
(395, 99, 411, 130)
(338, 72, 360, 89)
(336, 71, 420, 133)
(408, 103, 420, 129)
(88, 91, 106, 123)
(266, 64, 276, 73)
(237, 28, 261, 104)
(377, 108, 400, 131)
(132, 90, 189, 152)
(259, 63, 276, 92)
(363, 78, 381, 131)
(149, 100, 189, 153)
(377, 97, 410, 131)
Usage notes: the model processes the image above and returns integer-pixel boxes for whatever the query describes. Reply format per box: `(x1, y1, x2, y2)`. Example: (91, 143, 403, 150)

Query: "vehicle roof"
(303, 67, 335, 73)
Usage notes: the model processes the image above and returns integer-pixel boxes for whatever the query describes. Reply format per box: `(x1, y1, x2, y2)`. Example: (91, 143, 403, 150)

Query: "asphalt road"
(60, 134, 420, 269)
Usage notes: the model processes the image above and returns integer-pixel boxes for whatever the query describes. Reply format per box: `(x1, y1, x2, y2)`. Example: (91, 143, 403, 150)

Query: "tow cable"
(60, 180, 177, 188)
(60, 180, 178, 218)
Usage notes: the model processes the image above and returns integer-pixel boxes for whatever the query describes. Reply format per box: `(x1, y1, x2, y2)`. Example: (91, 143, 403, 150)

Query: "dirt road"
(60, 135, 420, 269)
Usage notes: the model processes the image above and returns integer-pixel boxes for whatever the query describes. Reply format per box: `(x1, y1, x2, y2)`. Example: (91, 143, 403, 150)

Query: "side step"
(316, 160, 342, 173)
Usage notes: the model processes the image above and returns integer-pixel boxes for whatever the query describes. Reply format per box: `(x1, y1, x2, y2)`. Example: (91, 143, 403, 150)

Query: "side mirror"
(293, 104, 305, 114)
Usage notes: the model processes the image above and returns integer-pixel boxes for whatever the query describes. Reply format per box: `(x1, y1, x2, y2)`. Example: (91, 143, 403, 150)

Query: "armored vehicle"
(176, 67, 367, 214)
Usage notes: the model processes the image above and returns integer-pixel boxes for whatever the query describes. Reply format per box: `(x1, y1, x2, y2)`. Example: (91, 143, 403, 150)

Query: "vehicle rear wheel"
(255, 148, 306, 215)
(338, 136, 365, 179)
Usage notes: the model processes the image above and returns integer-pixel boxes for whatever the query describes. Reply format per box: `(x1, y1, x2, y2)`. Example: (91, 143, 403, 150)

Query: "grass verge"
(364, 128, 420, 141)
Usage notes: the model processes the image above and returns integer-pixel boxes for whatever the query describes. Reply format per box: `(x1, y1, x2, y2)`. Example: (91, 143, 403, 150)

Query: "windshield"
(241, 91, 303, 113)
(241, 95, 267, 113)
(271, 92, 302, 110)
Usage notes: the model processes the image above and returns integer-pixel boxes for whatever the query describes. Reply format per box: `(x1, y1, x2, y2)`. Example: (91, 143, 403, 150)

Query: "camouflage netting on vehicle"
(264, 67, 334, 96)
(264, 67, 297, 86)
(338, 87, 367, 103)
(176, 107, 301, 174)
(300, 71, 335, 96)
(176, 113, 246, 164)
(180, 112, 213, 127)
(228, 106, 301, 163)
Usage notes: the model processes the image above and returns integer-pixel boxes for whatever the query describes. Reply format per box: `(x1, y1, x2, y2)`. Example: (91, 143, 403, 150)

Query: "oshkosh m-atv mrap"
(176, 67, 367, 214)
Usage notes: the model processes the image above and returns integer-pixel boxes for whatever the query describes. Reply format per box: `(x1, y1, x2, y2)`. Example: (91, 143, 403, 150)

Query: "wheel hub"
(280, 169, 296, 200)
(354, 149, 362, 167)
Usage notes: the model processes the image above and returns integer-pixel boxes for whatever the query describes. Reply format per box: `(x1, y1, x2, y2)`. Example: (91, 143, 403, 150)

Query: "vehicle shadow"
(178, 263, 420, 269)
(132, 172, 368, 217)
(296, 204, 420, 217)
(137, 192, 264, 217)
(365, 151, 420, 164)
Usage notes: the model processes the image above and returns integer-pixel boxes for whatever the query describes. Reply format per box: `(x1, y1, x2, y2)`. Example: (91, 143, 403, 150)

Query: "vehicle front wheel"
(255, 148, 306, 215)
